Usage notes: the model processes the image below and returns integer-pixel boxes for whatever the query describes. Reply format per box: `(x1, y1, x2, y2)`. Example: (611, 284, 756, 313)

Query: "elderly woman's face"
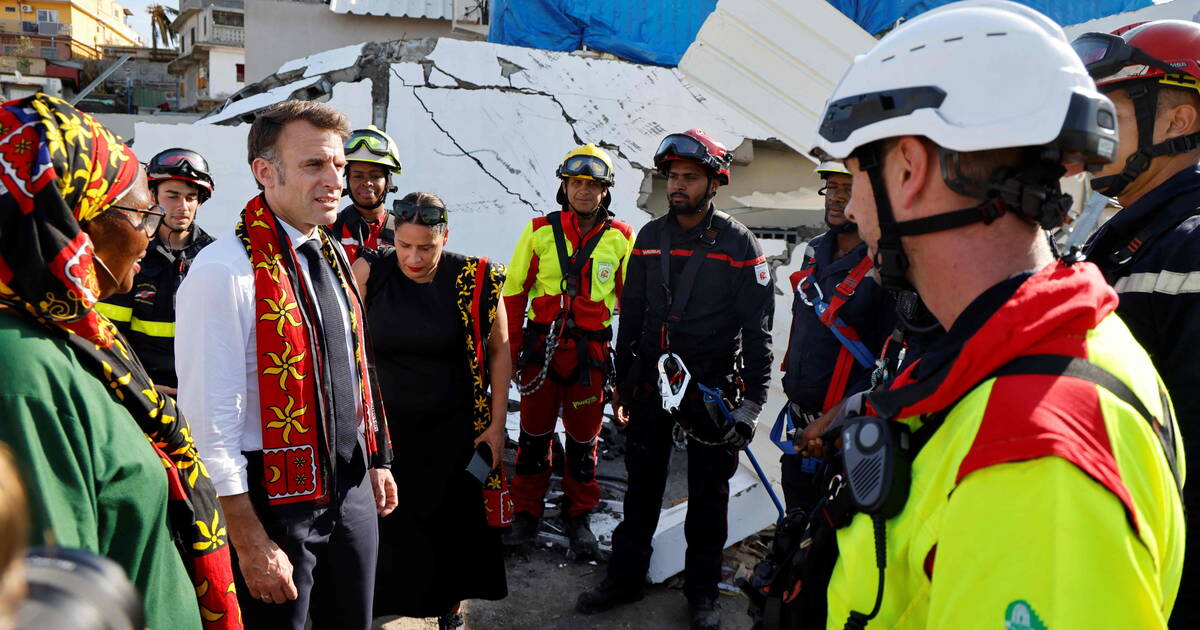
(86, 170, 153, 299)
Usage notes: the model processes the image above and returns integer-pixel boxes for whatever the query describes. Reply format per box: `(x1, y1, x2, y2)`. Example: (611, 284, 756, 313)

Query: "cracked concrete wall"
(135, 37, 795, 263)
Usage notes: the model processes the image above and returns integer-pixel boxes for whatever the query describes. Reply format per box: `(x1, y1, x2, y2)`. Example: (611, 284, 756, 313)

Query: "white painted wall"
(208, 48, 246, 100)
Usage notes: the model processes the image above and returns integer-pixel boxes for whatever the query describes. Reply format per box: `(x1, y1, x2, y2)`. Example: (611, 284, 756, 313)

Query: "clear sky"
(120, 0, 159, 46)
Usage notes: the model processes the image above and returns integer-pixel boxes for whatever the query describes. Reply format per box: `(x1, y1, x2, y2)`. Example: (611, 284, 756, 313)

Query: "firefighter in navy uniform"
(1073, 21, 1200, 628)
(779, 160, 897, 512)
(502, 143, 635, 557)
(576, 129, 773, 630)
(95, 148, 215, 394)
(329, 126, 402, 263)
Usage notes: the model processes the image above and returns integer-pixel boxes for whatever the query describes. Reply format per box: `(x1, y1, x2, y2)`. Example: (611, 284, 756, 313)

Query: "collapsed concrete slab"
(134, 35, 800, 584)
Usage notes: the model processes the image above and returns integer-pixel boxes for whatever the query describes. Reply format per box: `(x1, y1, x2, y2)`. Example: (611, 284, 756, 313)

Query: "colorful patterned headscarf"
(0, 94, 241, 628)
(0, 93, 139, 346)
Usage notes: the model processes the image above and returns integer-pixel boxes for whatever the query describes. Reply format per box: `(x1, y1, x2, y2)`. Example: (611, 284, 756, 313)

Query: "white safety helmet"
(815, 160, 851, 178)
(811, 0, 1117, 167)
(808, 0, 1119, 293)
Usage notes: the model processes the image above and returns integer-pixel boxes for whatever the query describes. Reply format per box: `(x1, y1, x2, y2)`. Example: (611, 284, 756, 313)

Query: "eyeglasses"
(392, 200, 447, 226)
(347, 131, 393, 157)
(1071, 32, 1179, 81)
(108, 203, 166, 236)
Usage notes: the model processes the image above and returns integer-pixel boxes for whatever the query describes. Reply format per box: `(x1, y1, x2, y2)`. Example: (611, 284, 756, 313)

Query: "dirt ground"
(371, 433, 767, 630)
(373, 544, 758, 630)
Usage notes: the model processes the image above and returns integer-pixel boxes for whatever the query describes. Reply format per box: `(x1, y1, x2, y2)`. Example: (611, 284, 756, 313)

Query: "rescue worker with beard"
(329, 126, 402, 263)
(778, 161, 898, 512)
(1072, 22, 1200, 626)
(96, 147, 215, 395)
(503, 143, 634, 558)
(806, 2, 1184, 628)
(576, 129, 773, 630)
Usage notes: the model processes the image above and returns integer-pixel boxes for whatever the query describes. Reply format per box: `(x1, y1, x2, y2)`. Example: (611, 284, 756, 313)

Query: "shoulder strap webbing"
(658, 225, 708, 325)
(905, 354, 1181, 494)
(1106, 200, 1199, 268)
(548, 211, 610, 296)
(819, 255, 873, 327)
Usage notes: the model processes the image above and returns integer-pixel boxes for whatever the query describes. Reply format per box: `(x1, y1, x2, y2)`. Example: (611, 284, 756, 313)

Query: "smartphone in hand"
(466, 442, 492, 484)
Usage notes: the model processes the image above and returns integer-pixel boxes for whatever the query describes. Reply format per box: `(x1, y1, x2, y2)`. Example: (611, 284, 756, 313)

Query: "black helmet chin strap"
(857, 143, 914, 293)
(1093, 81, 1200, 197)
(856, 142, 1073, 293)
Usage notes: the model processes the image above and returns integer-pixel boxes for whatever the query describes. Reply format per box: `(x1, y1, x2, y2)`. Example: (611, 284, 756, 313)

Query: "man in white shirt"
(176, 100, 397, 630)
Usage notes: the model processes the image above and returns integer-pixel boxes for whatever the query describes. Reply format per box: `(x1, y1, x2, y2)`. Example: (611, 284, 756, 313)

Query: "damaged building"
(130, 1, 868, 587)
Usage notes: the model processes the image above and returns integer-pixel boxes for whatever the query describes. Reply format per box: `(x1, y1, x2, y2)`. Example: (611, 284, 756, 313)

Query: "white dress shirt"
(176, 217, 361, 496)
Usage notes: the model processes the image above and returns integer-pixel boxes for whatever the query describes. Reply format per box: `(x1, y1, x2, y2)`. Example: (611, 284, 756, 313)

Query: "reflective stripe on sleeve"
(130, 318, 175, 338)
(94, 302, 132, 322)
(1113, 270, 1200, 295)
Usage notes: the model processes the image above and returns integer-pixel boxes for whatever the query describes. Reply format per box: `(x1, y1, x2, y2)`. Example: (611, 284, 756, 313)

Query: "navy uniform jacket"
(97, 227, 215, 387)
(616, 207, 774, 406)
(1084, 164, 1200, 518)
(782, 232, 896, 413)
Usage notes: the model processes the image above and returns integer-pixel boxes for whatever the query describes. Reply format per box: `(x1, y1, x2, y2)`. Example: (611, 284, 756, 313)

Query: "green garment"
(0, 311, 201, 630)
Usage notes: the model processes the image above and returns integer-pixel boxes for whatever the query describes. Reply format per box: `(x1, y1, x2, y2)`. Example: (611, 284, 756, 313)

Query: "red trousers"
(512, 336, 606, 518)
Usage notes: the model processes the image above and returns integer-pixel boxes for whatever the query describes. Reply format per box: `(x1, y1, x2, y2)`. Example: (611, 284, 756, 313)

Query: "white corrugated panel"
(678, 0, 875, 159)
(327, 0, 453, 19)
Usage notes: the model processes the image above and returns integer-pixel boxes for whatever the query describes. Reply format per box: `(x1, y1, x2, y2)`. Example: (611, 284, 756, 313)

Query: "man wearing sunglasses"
(576, 129, 773, 630)
(1072, 21, 1200, 628)
(96, 147, 216, 395)
(329, 126, 402, 264)
(502, 143, 634, 560)
(777, 160, 900, 513)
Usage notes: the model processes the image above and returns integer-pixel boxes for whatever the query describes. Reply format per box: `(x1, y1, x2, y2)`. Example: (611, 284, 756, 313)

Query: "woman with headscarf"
(0, 94, 240, 630)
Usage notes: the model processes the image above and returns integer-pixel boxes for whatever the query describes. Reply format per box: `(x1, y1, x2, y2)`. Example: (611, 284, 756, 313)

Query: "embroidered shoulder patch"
(1004, 600, 1047, 630)
(596, 261, 614, 284)
(754, 261, 770, 286)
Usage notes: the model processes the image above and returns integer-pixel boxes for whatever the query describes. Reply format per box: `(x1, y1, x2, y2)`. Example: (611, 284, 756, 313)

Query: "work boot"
(564, 512, 599, 560)
(575, 578, 644, 614)
(503, 511, 540, 547)
(688, 595, 721, 630)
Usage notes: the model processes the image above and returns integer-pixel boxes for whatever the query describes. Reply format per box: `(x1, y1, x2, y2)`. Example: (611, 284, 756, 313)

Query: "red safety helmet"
(1072, 20, 1200, 196)
(1074, 20, 1200, 92)
(653, 128, 732, 185)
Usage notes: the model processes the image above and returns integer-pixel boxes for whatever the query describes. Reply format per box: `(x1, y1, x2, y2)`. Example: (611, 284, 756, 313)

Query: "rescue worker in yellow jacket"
(804, 2, 1186, 628)
(503, 143, 634, 557)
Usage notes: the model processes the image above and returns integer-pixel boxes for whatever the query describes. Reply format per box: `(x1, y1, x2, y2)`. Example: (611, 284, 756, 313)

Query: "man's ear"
(894, 136, 932, 211)
(251, 156, 277, 189)
(1164, 101, 1200, 140)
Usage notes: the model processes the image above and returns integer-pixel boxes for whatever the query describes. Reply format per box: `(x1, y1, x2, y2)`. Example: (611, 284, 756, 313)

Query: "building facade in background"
(0, 0, 142, 62)
(168, 0, 243, 111)
(244, 0, 486, 84)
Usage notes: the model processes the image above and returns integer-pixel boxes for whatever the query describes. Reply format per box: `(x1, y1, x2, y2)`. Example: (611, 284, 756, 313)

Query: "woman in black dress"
(352, 192, 510, 629)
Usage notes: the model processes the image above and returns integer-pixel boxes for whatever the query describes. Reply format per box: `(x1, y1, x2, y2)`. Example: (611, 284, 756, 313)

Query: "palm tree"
(147, 4, 179, 52)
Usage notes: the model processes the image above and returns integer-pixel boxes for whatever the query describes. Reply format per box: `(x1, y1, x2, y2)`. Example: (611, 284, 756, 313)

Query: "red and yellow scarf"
(0, 95, 240, 627)
(237, 195, 391, 504)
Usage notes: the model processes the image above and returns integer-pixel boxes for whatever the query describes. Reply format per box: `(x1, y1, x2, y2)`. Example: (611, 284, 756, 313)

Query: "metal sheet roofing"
(327, 0, 453, 19)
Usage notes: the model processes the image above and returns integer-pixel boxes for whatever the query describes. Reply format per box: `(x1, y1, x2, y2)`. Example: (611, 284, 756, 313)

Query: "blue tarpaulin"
(488, 0, 718, 67)
(828, 0, 1154, 35)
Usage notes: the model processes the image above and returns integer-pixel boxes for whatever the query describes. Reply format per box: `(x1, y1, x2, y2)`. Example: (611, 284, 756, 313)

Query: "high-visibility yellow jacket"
(828, 261, 1186, 630)
(503, 209, 634, 355)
